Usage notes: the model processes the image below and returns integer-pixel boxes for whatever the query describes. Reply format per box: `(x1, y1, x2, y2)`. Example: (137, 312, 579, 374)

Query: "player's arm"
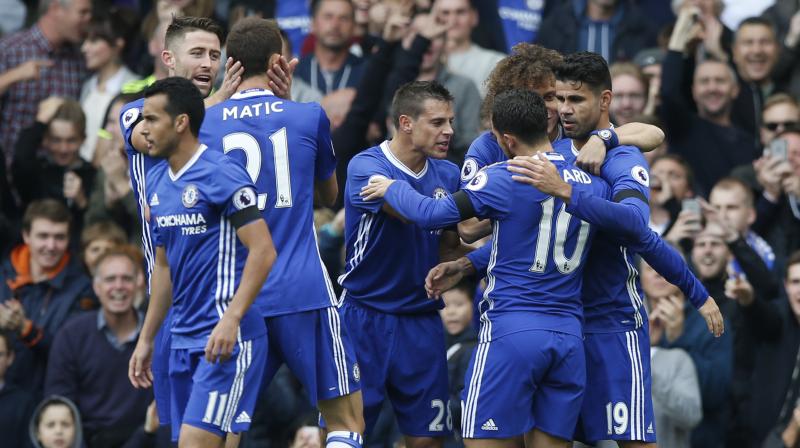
(361, 179, 475, 229)
(576, 124, 664, 174)
(129, 246, 172, 389)
(457, 218, 491, 243)
(315, 174, 338, 207)
(314, 106, 338, 207)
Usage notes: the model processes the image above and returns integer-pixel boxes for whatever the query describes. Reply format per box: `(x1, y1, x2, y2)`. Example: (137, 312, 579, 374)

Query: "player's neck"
(314, 45, 349, 72)
(586, 1, 615, 21)
(168, 137, 203, 175)
(389, 137, 427, 173)
(237, 76, 270, 93)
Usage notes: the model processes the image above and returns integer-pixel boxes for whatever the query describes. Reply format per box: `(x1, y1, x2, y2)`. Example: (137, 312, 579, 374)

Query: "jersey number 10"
(530, 197, 590, 274)
(223, 128, 293, 210)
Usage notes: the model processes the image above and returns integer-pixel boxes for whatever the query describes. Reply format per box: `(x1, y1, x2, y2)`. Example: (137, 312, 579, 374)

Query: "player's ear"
(174, 113, 189, 133)
(161, 50, 176, 70)
(398, 114, 413, 134)
(600, 90, 612, 112)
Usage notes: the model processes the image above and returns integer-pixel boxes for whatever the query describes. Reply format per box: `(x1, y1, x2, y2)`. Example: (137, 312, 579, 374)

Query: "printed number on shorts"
(531, 197, 590, 274)
(429, 399, 453, 432)
(606, 402, 629, 435)
(223, 128, 293, 209)
(202, 391, 229, 426)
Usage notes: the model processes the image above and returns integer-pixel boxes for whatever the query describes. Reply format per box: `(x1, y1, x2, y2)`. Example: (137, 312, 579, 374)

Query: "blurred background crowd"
(1, 0, 800, 447)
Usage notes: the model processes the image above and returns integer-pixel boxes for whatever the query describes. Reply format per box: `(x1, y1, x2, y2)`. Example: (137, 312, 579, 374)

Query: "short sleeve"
(120, 100, 143, 148)
(213, 157, 260, 219)
(315, 105, 337, 181)
(346, 154, 392, 214)
(462, 166, 512, 220)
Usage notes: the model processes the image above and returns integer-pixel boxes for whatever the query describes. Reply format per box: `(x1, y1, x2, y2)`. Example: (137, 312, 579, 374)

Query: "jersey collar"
(169, 144, 207, 181)
(230, 88, 276, 100)
(381, 140, 429, 179)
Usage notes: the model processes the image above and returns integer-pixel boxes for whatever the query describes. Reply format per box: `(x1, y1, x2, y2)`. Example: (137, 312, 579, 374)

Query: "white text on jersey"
(223, 101, 285, 121)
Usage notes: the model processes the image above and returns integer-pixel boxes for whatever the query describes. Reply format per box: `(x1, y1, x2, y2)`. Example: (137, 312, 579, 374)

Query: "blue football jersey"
(462, 159, 609, 341)
(120, 98, 161, 287)
(148, 145, 266, 348)
(339, 141, 460, 314)
(461, 126, 567, 186)
(201, 88, 338, 317)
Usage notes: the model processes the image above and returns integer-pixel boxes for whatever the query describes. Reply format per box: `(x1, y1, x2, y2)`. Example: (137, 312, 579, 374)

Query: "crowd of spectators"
(0, 0, 799, 447)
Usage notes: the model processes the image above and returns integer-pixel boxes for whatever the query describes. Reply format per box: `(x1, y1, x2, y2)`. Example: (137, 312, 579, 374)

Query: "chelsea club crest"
(182, 184, 199, 208)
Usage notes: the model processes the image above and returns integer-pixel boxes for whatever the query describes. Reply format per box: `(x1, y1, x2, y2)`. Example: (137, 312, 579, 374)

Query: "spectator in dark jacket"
(0, 331, 35, 448)
(45, 248, 150, 447)
(0, 199, 95, 397)
(537, 0, 657, 63)
(11, 97, 95, 239)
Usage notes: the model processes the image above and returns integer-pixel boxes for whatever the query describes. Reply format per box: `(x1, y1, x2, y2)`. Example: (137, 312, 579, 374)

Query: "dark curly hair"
(481, 43, 563, 124)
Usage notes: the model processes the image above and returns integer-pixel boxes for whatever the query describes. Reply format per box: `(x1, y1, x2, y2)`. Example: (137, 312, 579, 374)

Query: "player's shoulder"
(464, 162, 512, 192)
(430, 157, 460, 175)
(120, 99, 144, 129)
(349, 144, 387, 171)
(608, 144, 646, 159)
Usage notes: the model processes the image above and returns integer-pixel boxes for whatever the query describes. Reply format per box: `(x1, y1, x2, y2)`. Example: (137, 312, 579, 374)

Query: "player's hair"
(391, 81, 454, 126)
(311, 0, 354, 19)
(49, 98, 87, 139)
(491, 89, 549, 145)
(165, 16, 225, 51)
(144, 77, 206, 137)
(226, 17, 283, 81)
(554, 52, 612, 94)
(786, 250, 800, 279)
(93, 246, 142, 278)
(80, 221, 126, 252)
(481, 43, 563, 124)
(763, 93, 799, 113)
(711, 177, 755, 207)
(736, 16, 776, 39)
(651, 153, 696, 194)
(23, 199, 71, 232)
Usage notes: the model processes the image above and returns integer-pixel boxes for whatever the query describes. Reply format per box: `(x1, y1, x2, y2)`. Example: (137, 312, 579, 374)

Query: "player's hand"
(507, 154, 572, 201)
(425, 260, 465, 298)
(268, 55, 298, 100)
(360, 176, 395, 201)
(698, 297, 724, 337)
(576, 136, 606, 175)
(205, 314, 239, 363)
(129, 340, 154, 388)
(219, 57, 244, 99)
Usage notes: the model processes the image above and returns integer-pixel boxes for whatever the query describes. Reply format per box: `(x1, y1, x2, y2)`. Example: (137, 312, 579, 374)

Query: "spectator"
(671, 0, 732, 62)
(287, 412, 322, 448)
(439, 280, 476, 447)
(29, 395, 83, 448)
(79, 221, 126, 274)
(45, 249, 150, 447)
(469, 0, 552, 53)
(633, 48, 665, 117)
(78, 9, 139, 164)
(730, 17, 780, 139)
(752, 251, 800, 448)
(609, 62, 650, 125)
(759, 93, 800, 147)
(537, 0, 657, 64)
(296, 0, 364, 128)
(650, 154, 697, 238)
(0, 156, 18, 256)
(0, 0, 92, 161)
(661, 5, 760, 194)
(84, 93, 142, 240)
(432, 0, 505, 98)
(414, 28, 481, 164)
(657, 222, 734, 448)
(12, 97, 95, 234)
(764, 1, 800, 99)
(640, 259, 704, 448)
(0, 199, 94, 396)
(0, 331, 35, 448)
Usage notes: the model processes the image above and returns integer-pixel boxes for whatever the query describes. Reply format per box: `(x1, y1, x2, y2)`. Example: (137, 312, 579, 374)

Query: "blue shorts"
(577, 327, 656, 443)
(342, 301, 450, 437)
(168, 335, 267, 442)
(461, 329, 585, 440)
(262, 306, 360, 404)
(152, 310, 172, 426)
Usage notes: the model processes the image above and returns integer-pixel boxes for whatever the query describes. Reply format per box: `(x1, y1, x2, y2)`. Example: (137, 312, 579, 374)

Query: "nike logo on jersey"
(235, 411, 251, 424)
(481, 419, 499, 431)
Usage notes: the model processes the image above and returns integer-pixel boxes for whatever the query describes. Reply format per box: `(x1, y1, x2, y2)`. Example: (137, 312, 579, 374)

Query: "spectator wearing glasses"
(760, 93, 800, 147)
